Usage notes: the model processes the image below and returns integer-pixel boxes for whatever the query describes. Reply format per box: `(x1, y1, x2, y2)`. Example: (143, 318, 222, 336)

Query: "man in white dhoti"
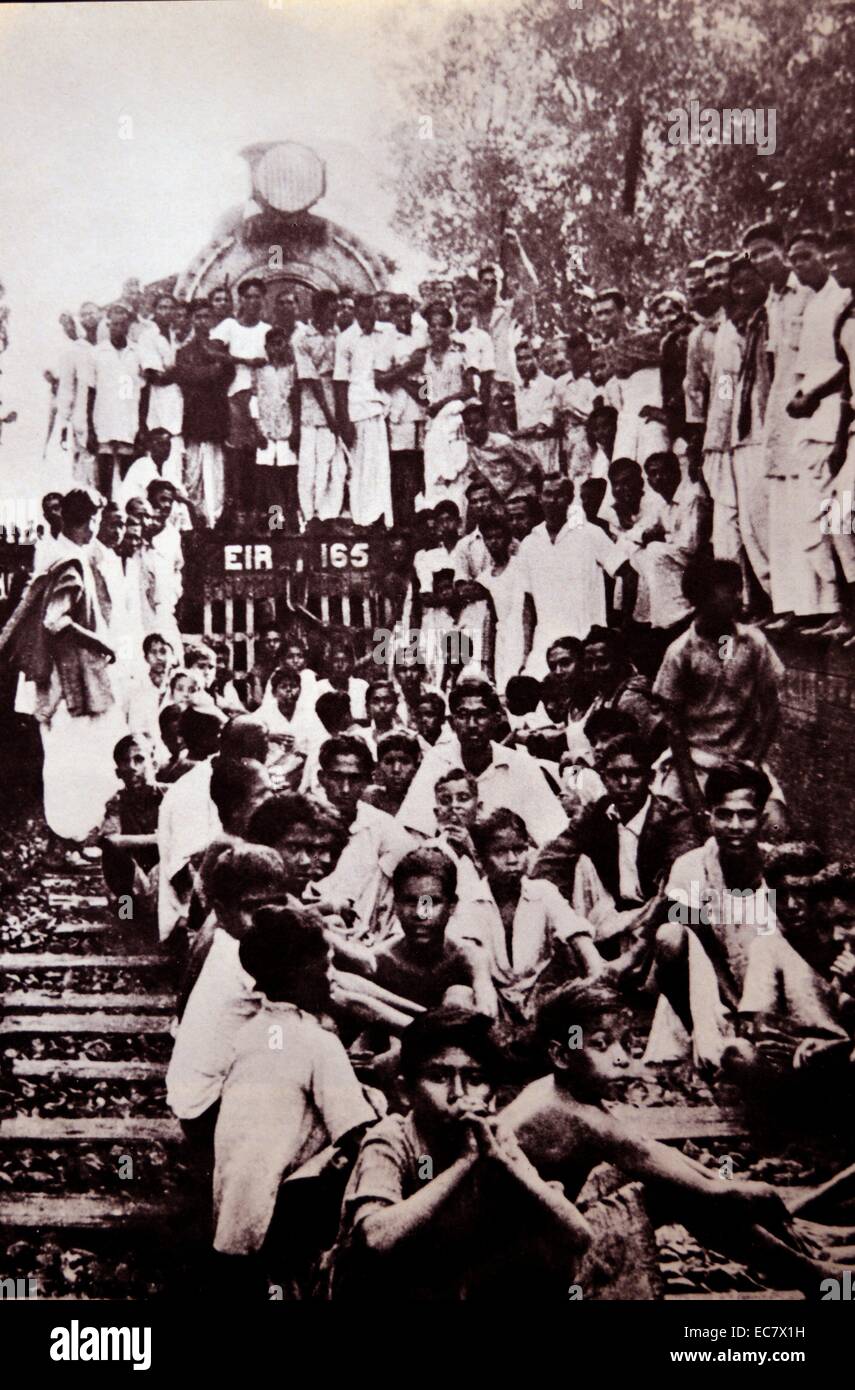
(0, 488, 123, 863)
(333, 294, 393, 528)
(632, 451, 710, 632)
(420, 304, 477, 513)
(554, 330, 598, 480)
(697, 255, 741, 563)
(55, 302, 100, 489)
(784, 230, 850, 634)
(292, 290, 347, 523)
(513, 340, 559, 475)
(138, 292, 184, 483)
(823, 230, 855, 646)
(731, 255, 773, 603)
(475, 506, 525, 694)
(647, 764, 779, 1070)
(742, 222, 815, 627)
(85, 304, 145, 500)
(374, 294, 427, 527)
(604, 329, 670, 465)
(90, 502, 136, 718)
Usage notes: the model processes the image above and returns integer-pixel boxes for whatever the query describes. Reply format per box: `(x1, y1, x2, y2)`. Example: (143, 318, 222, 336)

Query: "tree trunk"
(622, 101, 644, 216)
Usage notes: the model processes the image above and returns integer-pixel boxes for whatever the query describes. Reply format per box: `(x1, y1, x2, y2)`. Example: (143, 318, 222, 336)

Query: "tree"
(385, 0, 855, 331)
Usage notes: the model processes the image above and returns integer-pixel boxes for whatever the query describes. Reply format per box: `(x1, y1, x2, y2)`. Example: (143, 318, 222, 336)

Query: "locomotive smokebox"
(173, 141, 390, 319)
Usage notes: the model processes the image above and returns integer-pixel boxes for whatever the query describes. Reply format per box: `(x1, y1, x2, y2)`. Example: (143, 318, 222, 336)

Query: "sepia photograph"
(0, 0, 854, 1361)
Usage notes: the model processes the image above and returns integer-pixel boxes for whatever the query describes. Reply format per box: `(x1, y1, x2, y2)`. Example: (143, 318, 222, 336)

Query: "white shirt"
(149, 522, 183, 589)
(617, 795, 652, 904)
(478, 298, 518, 383)
(517, 515, 624, 663)
(705, 316, 743, 453)
(414, 544, 462, 592)
(87, 339, 143, 444)
(333, 322, 389, 422)
(32, 531, 64, 575)
(114, 455, 167, 513)
(612, 366, 668, 464)
(313, 675, 368, 722)
(423, 343, 468, 404)
(396, 736, 567, 847)
(451, 529, 490, 580)
(89, 539, 129, 662)
(211, 317, 272, 396)
(515, 371, 557, 432)
(383, 327, 427, 450)
(764, 272, 814, 473)
(480, 553, 526, 692)
(461, 876, 591, 989)
(166, 926, 260, 1121)
(156, 758, 221, 941)
(554, 371, 597, 426)
(632, 478, 707, 628)
(292, 321, 337, 427)
(213, 1002, 375, 1254)
(138, 326, 183, 435)
(315, 798, 415, 942)
(453, 324, 495, 376)
(793, 276, 851, 445)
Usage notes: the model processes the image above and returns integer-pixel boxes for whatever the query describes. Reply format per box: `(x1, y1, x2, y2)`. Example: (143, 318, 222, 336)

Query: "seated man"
(580, 626, 667, 756)
(463, 808, 605, 1022)
(165, 844, 292, 1146)
(207, 754, 271, 844)
(630, 450, 710, 636)
(157, 710, 263, 943)
(652, 556, 786, 836)
(314, 689, 353, 738)
(213, 907, 378, 1279)
(725, 853, 855, 1097)
(247, 791, 345, 904)
(429, 766, 484, 902)
(534, 733, 699, 956)
(330, 1006, 592, 1300)
(207, 639, 248, 716)
(126, 631, 176, 757)
(361, 730, 422, 820)
(314, 634, 369, 722)
(237, 623, 282, 713)
(396, 677, 567, 848)
(314, 735, 416, 944)
(503, 674, 546, 734)
(346, 847, 496, 1025)
(98, 734, 164, 925)
(646, 762, 780, 1069)
(497, 981, 802, 1299)
(550, 705, 638, 830)
(412, 690, 450, 750)
(524, 675, 573, 763)
(355, 678, 411, 757)
(254, 663, 326, 791)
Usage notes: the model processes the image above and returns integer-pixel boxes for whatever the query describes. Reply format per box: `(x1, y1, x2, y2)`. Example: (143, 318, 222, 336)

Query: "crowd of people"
(3, 218, 855, 1298)
(35, 221, 855, 646)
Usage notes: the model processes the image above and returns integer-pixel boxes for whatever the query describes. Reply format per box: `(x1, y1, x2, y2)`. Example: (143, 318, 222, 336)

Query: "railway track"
(0, 856, 833, 1300)
(0, 861, 206, 1299)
